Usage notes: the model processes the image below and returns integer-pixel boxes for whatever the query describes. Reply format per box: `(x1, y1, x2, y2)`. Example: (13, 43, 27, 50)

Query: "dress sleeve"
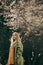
(17, 42, 23, 56)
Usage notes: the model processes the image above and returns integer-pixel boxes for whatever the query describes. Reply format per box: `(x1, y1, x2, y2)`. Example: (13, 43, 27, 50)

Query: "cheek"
(13, 37, 15, 39)
(15, 36, 17, 39)
(13, 36, 17, 39)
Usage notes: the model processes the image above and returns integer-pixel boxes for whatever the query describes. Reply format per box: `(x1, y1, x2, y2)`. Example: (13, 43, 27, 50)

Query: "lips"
(13, 39, 15, 41)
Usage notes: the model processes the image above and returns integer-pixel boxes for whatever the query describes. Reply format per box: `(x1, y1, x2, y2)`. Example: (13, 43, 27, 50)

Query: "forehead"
(13, 33, 17, 36)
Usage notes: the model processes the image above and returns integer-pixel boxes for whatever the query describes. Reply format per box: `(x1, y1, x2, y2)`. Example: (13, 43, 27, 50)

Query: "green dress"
(14, 41, 24, 65)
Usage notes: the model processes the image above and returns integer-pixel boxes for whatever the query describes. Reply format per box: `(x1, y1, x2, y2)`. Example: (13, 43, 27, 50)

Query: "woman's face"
(13, 34, 17, 41)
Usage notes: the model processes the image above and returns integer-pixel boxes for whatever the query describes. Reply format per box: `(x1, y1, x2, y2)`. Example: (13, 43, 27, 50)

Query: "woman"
(7, 32, 24, 65)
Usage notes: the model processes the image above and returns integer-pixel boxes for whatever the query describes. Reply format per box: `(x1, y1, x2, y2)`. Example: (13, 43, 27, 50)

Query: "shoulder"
(17, 41, 23, 48)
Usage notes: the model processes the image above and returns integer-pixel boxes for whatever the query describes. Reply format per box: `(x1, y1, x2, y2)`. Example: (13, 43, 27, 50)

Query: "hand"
(10, 37, 14, 47)
(11, 37, 13, 43)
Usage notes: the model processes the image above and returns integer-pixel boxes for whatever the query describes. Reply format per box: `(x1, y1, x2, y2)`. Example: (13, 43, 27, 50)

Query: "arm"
(17, 42, 23, 56)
